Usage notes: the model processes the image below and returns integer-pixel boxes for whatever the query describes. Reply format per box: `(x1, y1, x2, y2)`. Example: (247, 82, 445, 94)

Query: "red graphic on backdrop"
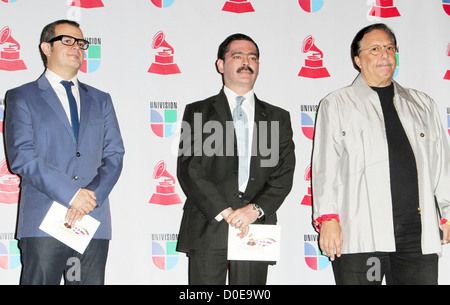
(369, 0, 400, 18)
(301, 164, 312, 206)
(149, 160, 182, 205)
(0, 26, 26, 71)
(0, 159, 19, 204)
(444, 1, 450, 16)
(298, 35, 330, 79)
(222, 0, 255, 13)
(148, 31, 181, 75)
(444, 43, 450, 80)
(70, 0, 104, 8)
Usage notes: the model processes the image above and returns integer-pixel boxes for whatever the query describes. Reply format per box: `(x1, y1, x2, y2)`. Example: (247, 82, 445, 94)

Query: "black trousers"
(19, 237, 109, 285)
(188, 249, 269, 285)
(331, 222, 438, 285)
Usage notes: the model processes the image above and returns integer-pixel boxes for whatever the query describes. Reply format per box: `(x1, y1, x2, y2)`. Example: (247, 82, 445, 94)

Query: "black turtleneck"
(372, 83, 420, 224)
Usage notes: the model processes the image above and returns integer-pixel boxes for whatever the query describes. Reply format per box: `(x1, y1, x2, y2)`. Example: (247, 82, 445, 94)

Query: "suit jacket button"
(73, 175, 79, 180)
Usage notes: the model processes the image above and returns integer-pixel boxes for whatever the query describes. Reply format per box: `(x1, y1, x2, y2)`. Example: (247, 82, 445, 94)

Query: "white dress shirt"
(215, 86, 256, 222)
(45, 69, 80, 123)
(223, 86, 255, 192)
(45, 68, 81, 204)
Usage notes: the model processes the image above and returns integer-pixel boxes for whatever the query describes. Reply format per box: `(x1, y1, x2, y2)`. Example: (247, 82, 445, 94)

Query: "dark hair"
(39, 19, 81, 67)
(217, 33, 259, 61)
(350, 23, 397, 72)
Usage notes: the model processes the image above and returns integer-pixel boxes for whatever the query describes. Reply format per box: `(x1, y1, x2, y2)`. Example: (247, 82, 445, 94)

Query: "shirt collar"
(45, 68, 79, 90)
(223, 86, 255, 107)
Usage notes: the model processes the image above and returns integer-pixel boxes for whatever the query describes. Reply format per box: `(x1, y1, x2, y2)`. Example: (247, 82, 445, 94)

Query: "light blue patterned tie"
(233, 96, 249, 187)
(60, 80, 79, 142)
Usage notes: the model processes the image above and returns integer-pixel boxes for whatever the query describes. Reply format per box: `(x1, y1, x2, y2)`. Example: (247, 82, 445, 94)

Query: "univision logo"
(151, 233, 179, 270)
(151, 0, 175, 8)
(80, 37, 101, 74)
(298, 0, 324, 13)
(150, 101, 177, 138)
(447, 108, 450, 137)
(0, 235, 20, 270)
(300, 105, 317, 140)
(304, 234, 330, 271)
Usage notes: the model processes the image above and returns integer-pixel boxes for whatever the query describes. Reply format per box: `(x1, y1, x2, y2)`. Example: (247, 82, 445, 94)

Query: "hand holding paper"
(40, 202, 100, 254)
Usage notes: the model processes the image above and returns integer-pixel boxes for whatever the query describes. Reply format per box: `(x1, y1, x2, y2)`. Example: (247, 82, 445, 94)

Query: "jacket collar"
(212, 89, 270, 123)
(353, 73, 414, 104)
(37, 73, 90, 144)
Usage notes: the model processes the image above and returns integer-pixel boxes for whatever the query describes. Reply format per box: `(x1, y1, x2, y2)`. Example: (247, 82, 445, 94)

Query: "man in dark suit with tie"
(4, 19, 124, 284)
(177, 33, 295, 284)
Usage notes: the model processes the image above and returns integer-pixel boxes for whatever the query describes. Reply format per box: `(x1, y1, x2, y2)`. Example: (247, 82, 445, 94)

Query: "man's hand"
(225, 204, 259, 239)
(319, 220, 342, 261)
(65, 189, 97, 225)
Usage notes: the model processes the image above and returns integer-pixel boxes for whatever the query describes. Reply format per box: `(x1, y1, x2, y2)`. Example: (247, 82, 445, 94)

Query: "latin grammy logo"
(298, 35, 330, 79)
(0, 26, 26, 71)
(444, 43, 450, 80)
(369, 0, 400, 18)
(149, 160, 182, 206)
(300, 164, 312, 206)
(70, 0, 104, 8)
(222, 0, 255, 13)
(148, 31, 181, 75)
(0, 159, 20, 204)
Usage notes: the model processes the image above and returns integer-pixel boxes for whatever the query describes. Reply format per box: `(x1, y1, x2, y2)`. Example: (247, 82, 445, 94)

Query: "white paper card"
(227, 224, 281, 261)
(39, 202, 100, 254)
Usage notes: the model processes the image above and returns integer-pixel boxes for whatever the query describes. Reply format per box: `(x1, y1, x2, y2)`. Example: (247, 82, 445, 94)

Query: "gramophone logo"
(148, 31, 181, 75)
(152, 233, 179, 270)
(0, 26, 26, 71)
(298, 35, 330, 79)
(369, 0, 400, 18)
(298, 0, 324, 13)
(150, 101, 177, 138)
(0, 239, 20, 270)
(149, 160, 182, 206)
(304, 234, 330, 271)
(222, 0, 255, 13)
(80, 37, 101, 74)
(444, 43, 450, 80)
(444, 0, 450, 16)
(70, 0, 104, 8)
(151, 0, 175, 8)
(301, 164, 312, 206)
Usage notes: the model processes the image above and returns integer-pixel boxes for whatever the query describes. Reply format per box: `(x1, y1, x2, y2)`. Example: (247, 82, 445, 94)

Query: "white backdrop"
(0, 0, 449, 285)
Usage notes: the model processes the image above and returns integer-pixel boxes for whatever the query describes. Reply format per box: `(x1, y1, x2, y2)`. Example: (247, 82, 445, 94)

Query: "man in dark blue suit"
(4, 20, 124, 285)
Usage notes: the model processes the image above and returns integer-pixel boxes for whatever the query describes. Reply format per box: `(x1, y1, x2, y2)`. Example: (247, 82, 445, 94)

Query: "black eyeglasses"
(47, 35, 90, 50)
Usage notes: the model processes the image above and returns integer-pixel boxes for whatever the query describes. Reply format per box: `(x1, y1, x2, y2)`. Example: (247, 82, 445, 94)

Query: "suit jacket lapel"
(212, 90, 233, 123)
(245, 96, 270, 199)
(38, 75, 77, 143)
(78, 81, 91, 143)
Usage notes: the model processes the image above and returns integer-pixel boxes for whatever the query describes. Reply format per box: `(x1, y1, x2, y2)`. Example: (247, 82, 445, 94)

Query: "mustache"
(376, 62, 394, 67)
(236, 65, 254, 74)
